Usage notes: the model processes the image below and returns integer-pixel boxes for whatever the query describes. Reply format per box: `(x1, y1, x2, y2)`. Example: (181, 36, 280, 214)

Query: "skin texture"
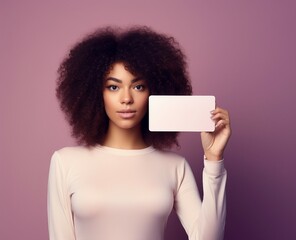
(102, 63, 150, 149)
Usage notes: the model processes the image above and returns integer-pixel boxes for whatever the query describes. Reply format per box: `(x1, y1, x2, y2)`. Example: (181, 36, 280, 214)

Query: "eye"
(134, 84, 146, 91)
(106, 85, 119, 91)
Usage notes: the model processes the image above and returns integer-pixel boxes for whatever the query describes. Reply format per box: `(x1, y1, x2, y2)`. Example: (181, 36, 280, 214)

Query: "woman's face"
(103, 62, 149, 132)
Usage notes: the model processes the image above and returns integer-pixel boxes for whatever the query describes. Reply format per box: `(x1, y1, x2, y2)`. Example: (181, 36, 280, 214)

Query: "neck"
(103, 125, 148, 150)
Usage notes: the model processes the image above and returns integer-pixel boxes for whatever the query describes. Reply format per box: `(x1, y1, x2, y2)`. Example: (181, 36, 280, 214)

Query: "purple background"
(1, 0, 295, 239)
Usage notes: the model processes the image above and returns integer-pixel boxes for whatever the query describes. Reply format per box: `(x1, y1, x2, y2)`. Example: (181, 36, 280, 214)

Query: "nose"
(121, 89, 134, 104)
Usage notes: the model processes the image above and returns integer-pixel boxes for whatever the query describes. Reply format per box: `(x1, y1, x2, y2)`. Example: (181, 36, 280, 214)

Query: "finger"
(215, 119, 230, 128)
(211, 108, 229, 119)
(212, 106, 227, 114)
(211, 112, 229, 122)
(215, 120, 224, 128)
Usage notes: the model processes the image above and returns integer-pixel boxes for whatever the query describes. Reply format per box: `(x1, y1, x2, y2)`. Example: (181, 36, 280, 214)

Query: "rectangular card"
(149, 95, 215, 132)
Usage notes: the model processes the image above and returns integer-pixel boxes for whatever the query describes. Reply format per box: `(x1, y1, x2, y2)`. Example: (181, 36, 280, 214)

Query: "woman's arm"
(47, 152, 76, 240)
(174, 158, 226, 240)
(174, 107, 230, 239)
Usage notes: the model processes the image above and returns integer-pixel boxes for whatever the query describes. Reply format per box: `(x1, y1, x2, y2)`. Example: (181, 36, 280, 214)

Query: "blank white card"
(149, 95, 215, 132)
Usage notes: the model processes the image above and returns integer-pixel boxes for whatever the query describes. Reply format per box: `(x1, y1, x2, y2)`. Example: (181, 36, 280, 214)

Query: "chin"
(114, 121, 141, 130)
(119, 124, 140, 130)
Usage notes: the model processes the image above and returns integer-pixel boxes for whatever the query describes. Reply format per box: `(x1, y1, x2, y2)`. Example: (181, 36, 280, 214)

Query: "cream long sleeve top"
(47, 145, 227, 240)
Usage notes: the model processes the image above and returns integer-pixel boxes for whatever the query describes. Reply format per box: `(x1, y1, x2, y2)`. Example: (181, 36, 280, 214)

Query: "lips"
(117, 110, 136, 119)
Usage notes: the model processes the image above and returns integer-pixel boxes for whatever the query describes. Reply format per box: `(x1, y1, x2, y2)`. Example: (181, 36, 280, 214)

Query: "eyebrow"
(105, 77, 143, 83)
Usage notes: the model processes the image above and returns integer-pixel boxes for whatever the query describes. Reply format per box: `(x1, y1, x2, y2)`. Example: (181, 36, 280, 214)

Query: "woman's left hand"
(201, 107, 231, 160)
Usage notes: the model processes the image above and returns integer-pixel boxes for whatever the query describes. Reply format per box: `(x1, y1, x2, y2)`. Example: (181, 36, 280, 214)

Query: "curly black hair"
(56, 26, 192, 149)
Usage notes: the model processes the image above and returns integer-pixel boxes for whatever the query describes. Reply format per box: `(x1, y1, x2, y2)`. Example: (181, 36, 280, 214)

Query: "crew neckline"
(94, 145, 156, 156)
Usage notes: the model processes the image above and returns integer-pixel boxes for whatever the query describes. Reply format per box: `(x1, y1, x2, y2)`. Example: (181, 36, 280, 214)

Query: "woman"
(48, 26, 231, 240)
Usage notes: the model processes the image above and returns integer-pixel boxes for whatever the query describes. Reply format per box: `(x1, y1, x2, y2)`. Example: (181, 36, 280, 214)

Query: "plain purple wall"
(1, 0, 295, 239)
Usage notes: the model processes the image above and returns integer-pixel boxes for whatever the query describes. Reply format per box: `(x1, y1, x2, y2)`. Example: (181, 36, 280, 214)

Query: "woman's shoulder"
(51, 145, 97, 164)
(54, 145, 91, 155)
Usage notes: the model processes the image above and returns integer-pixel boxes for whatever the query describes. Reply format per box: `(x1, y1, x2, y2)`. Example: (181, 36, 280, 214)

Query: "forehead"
(105, 62, 146, 84)
(106, 62, 134, 76)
